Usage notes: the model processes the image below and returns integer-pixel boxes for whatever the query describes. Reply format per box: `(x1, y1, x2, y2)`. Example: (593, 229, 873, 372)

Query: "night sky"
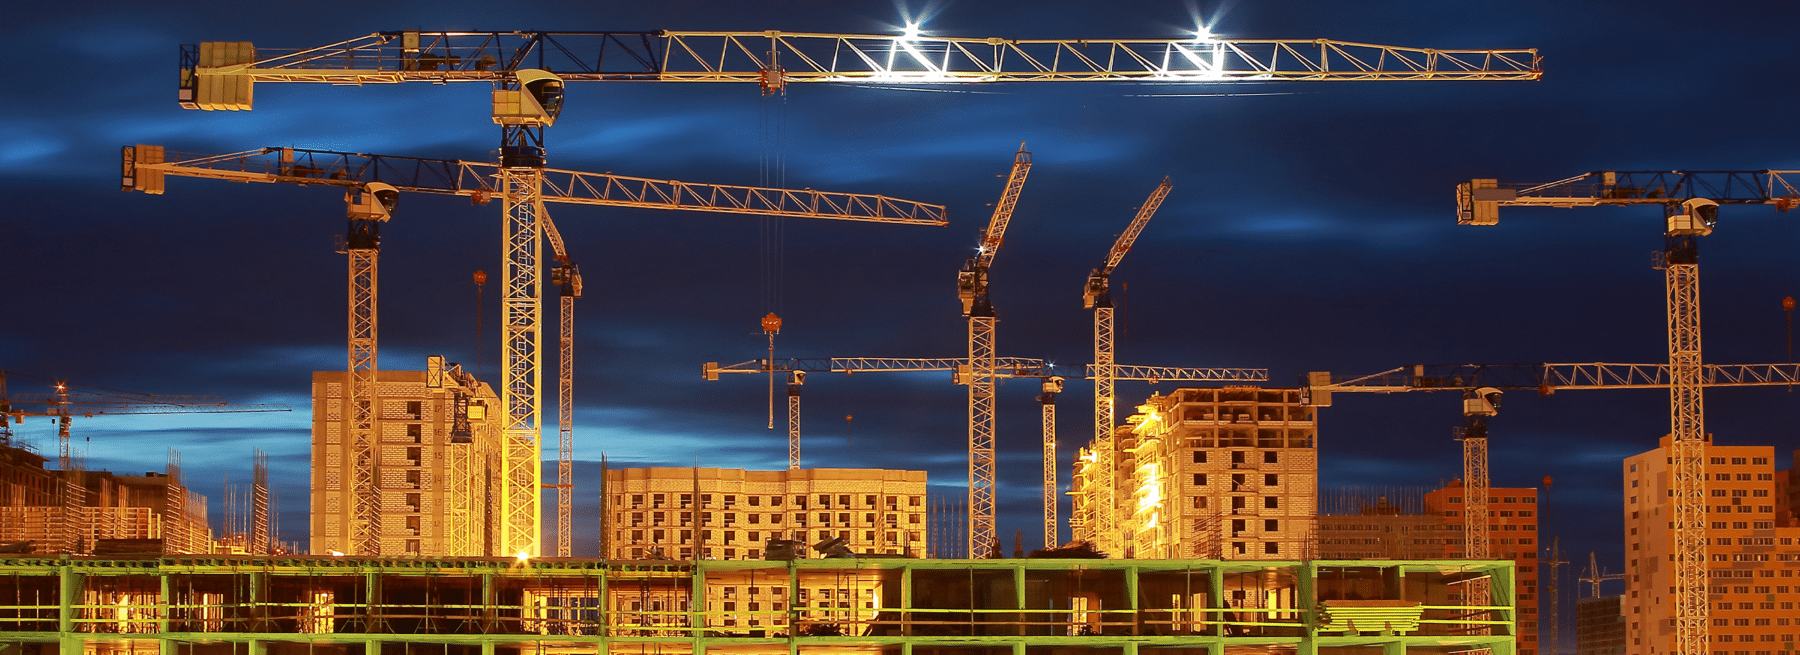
(6, 0, 1800, 629)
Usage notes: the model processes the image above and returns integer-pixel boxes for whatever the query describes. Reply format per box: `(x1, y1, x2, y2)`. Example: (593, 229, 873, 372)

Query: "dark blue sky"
(5, 0, 1799, 615)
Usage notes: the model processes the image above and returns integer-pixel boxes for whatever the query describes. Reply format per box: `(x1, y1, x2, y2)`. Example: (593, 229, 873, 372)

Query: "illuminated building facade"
(1622, 438, 1800, 654)
(309, 358, 501, 557)
(602, 467, 928, 561)
(1072, 387, 1319, 560)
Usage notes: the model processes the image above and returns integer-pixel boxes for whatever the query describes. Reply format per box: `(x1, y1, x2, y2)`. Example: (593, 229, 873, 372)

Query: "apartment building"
(310, 356, 501, 556)
(1072, 387, 1319, 560)
(1622, 437, 1800, 655)
(602, 467, 928, 560)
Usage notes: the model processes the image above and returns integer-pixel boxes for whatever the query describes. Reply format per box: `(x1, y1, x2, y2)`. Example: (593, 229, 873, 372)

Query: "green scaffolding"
(0, 556, 1515, 655)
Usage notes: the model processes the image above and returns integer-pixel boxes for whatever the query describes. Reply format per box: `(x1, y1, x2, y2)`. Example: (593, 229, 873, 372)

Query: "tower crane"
(0, 371, 291, 474)
(125, 145, 945, 556)
(1082, 176, 1172, 557)
(1579, 551, 1625, 598)
(960, 145, 1032, 557)
(173, 26, 1539, 558)
(1454, 169, 1800, 654)
(1309, 358, 1800, 639)
(707, 357, 1267, 551)
(706, 356, 1053, 472)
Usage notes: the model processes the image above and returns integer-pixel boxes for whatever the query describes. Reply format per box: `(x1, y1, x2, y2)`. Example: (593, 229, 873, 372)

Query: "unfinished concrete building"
(1622, 437, 1800, 654)
(309, 357, 502, 557)
(0, 438, 214, 556)
(1072, 387, 1319, 560)
(602, 467, 928, 561)
(0, 554, 1521, 655)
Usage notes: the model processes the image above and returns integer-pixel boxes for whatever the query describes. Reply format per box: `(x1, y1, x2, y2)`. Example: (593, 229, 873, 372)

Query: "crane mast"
(1037, 376, 1064, 549)
(960, 145, 1031, 557)
(1082, 176, 1172, 557)
(1455, 169, 1800, 655)
(345, 184, 396, 555)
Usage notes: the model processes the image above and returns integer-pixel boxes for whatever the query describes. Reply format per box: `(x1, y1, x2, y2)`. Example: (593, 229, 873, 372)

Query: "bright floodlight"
(515, 550, 531, 561)
(901, 23, 922, 40)
(1194, 26, 1214, 42)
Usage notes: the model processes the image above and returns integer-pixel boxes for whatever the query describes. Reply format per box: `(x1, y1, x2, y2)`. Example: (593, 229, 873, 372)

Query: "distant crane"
(174, 26, 1539, 557)
(1455, 169, 1800, 655)
(1543, 537, 1567, 655)
(958, 145, 1032, 557)
(0, 371, 290, 473)
(126, 145, 945, 556)
(0, 371, 289, 555)
(1580, 551, 1625, 598)
(1082, 176, 1172, 556)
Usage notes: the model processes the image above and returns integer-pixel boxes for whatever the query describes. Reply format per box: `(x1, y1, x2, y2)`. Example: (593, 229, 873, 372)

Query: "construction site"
(4, 5, 1800, 655)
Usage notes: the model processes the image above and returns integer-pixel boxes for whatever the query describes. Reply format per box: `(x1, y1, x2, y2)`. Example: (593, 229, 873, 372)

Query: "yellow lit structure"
(602, 467, 927, 560)
(309, 358, 502, 556)
(1073, 387, 1317, 560)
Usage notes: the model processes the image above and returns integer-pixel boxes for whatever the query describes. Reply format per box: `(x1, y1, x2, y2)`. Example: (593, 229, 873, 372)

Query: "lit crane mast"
(345, 183, 398, 555)
(958, 146, 1031, 557)
(1456, 169, 1800, 655)
(1081, 176, 1172, 556)
(125, 144, 945, 556)
(176, 26, 1539, 556)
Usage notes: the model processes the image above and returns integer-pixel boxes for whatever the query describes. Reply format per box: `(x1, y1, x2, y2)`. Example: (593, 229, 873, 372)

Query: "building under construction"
(1621, 437, 1800, 652)
(1071, 387, 1319, 561)
(0, 554, 1520, 655)
(0, 438, 213, 556)
(309, 358, 502, 557)
(602, 467, 928, 561)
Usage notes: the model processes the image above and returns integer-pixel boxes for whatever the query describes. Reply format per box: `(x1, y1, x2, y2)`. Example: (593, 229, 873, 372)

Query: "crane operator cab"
(491, 69, 565, 127)
(1666, 198, 1719, 236)
(1463, 387, 1502, 417)
(346, 182, 399, 222)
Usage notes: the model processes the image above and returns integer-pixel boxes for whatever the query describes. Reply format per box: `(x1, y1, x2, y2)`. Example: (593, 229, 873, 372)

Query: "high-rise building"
(602, 467, 928, 560)
(1071, 387, 1319, 560)
(1621, 437, 1800, 654)
(309, 357, 502, 556)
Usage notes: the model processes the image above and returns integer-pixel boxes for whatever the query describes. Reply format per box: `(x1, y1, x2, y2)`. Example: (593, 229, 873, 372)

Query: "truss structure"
(131, 147, 947, 225)
(1090, 305, 1119, 556)
(1312, 361, 1800, 393)
(1666, 259, 1708, 655)
(1039, 384, 1058, 549)
(499, 167, 545, 558)
(558, 290, 575, 557)
(347, 232, 381, 556)
(187, 31, 1542, 90)
(965, 315, 998, 558)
